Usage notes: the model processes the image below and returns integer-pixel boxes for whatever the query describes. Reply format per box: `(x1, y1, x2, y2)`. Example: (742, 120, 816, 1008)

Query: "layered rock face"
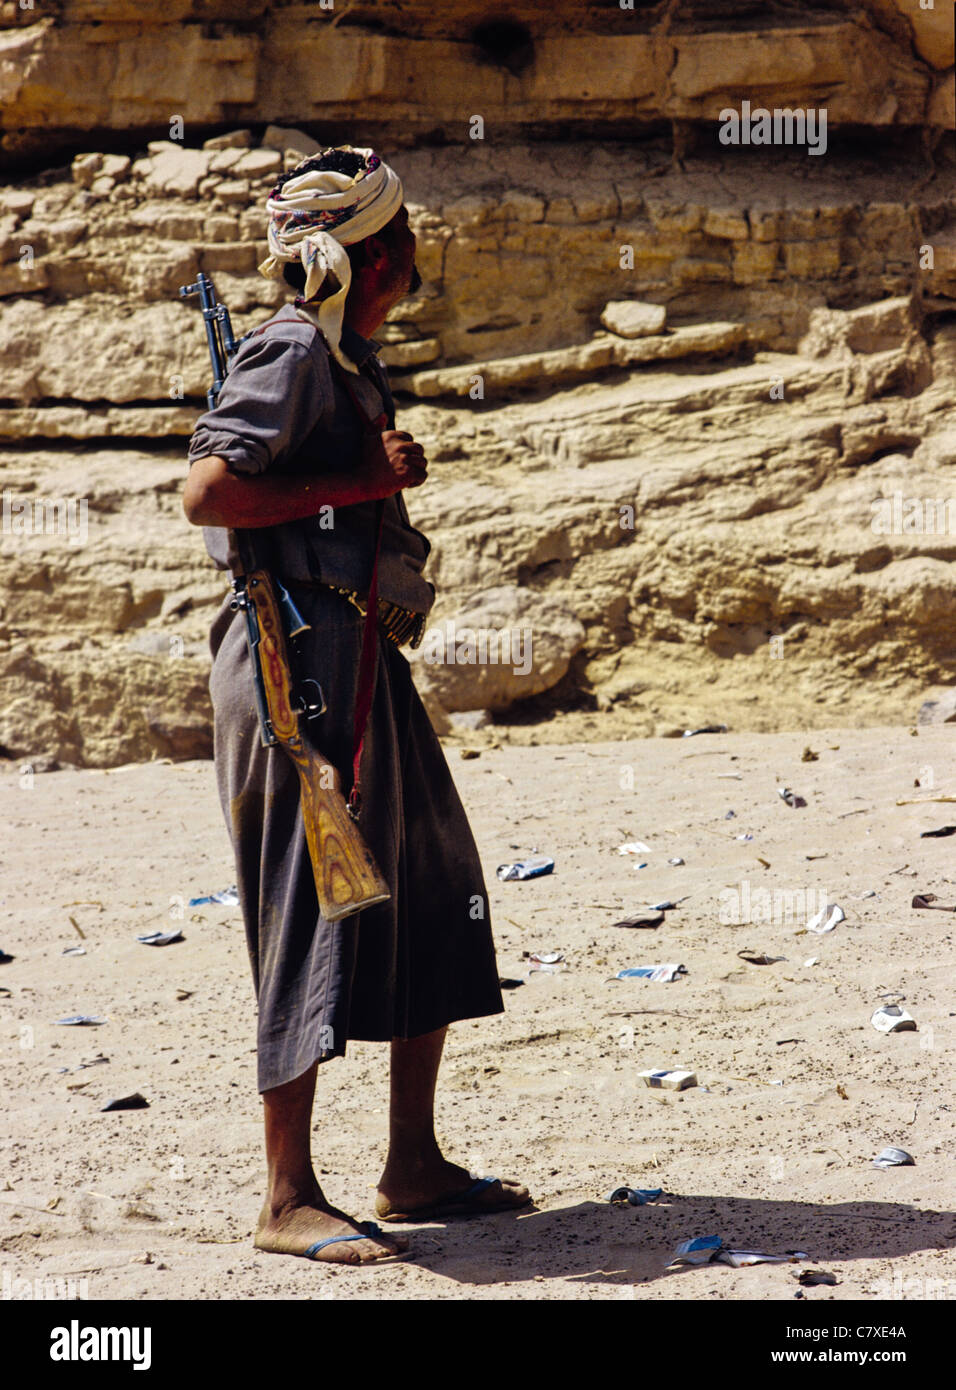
(0, 1, 953, 765)
(1, 1, 953, 160)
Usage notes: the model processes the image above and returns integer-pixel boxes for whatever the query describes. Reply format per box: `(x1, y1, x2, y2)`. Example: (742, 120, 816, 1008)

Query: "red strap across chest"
(325, 353, 388, 822)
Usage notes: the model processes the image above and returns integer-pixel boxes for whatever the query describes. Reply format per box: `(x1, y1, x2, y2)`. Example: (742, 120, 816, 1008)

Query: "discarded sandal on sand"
(377, 1176, 532, 1223)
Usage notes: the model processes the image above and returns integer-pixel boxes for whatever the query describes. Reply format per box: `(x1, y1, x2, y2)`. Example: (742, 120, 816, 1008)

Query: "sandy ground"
(2, 726, 955, 1301)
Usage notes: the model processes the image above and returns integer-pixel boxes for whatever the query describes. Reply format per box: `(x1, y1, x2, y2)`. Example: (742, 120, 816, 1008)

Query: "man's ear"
(360, 233, 390, 273)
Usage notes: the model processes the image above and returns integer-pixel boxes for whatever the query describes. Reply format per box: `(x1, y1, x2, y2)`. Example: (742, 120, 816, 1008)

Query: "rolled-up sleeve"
(187, 333, 332, 477)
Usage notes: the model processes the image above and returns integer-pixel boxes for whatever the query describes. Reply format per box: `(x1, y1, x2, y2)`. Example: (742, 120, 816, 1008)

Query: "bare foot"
(376, 1156, 531, 1221)
(255, 1197, 410, 1264)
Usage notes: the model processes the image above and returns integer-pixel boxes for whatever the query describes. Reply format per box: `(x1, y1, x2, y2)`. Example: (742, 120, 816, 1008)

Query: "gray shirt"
(187, 303, 436, 616)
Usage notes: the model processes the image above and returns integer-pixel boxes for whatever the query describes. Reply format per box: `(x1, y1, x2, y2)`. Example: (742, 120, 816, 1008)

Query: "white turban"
(257, 146, 404, 373)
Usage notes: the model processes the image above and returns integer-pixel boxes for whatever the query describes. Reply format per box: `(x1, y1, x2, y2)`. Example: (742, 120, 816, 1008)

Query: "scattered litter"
(174, 988, 193, 1001)
(0, 948, 13, 964)
(498, 977, 524, 990)
(778, 787, 807, 809)
(631, 862, 649, 870)
(873, 1146, 914, 1169)
(55, 1015, 106, 1026)
(912, 894, 955, 912)
(668, 857, 685, 866)
(524, 949, 565, 975)
(871, 1005, 917, 1033)
(858, 889, 876, 898)
(617, 841, 651, 855)
(806, 903, 845, 935)
(776, 1038, 803, 1047)
(615, 964, 687, 983)
(719, 1249, 808, 1268)
(188, 885, 239, 906)
(101, 1093, 149, 1113)
(738, 950, 786, 966)
(724, 810, 736, 819)
(757, 857, 771, 869)
(668, 1236, 807, 1269)
(717, 773, 742, 781)
(56, 1054, 109, 1075)
(68, 916, 86, 939)
(683, 725, 728, 737)
(801, 747, 819, 763)
(804, 957, 819, 967)
(798, 1269, 837, 1287)
(919, 826, 956, 839)
(734, 833, 753, 841)
(607, 914, 664, 929)
(608, 1186, 663, 1206)
(640, 1069, 697, 1091)
(62, 946, 86, 956)
(668, 1235, 723, 1266)
(647, 899, 685, 911)
(136, 930, 184, 947)
(496, 855, 554, 881)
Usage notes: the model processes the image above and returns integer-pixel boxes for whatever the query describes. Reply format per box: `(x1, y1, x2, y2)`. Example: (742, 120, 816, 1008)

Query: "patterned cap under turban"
(257, 145, 404, 374)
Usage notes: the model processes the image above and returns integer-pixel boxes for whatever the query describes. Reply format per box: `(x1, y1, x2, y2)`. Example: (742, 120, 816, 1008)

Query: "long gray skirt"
(208, 584, 504, 1093)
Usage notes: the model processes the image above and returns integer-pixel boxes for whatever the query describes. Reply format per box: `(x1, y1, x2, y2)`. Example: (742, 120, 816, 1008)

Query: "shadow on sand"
(392, 1193, 956, 1288)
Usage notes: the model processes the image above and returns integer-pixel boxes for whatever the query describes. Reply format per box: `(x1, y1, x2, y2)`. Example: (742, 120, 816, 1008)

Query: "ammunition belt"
(284, 579, 426, 650)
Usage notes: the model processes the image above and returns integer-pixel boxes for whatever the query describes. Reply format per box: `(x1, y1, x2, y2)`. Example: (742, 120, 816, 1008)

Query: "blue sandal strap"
(464, 1176, 500, 1198)
(304, 1221, 383, 1259)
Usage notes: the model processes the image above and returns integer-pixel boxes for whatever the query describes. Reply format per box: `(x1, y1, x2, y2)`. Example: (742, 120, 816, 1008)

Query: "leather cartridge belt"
(284, 578, 426, 650)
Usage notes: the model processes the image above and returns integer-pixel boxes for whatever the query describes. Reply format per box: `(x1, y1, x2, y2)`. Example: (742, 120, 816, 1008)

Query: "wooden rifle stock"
(247, 569, 391, 923)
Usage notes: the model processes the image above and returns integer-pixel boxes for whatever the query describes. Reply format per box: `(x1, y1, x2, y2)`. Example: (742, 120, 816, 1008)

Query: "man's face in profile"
(389, 205, 421, 299)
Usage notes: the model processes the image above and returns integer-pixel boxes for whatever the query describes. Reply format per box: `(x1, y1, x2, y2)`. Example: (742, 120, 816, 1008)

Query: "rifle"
(180, 271, 390, 922)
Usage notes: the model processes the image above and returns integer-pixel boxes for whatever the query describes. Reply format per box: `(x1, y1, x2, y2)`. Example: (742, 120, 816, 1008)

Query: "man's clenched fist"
(365, 429, 428, 497)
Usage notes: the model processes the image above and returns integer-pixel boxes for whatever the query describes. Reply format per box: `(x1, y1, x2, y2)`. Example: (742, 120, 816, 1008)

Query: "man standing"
(183, 146, 530, 1266)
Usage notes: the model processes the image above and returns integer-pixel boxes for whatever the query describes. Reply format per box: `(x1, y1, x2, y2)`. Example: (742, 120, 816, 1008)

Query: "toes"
(495, 1179, 531, 1206)
(354, 1237, 406, 1264)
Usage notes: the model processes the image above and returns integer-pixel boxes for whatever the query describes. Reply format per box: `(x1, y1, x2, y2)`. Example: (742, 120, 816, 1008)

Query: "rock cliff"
(0, 1, 953, 765)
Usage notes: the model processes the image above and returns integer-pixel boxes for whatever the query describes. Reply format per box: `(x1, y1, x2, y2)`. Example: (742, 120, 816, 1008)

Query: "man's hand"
(366, 429, 428, 497)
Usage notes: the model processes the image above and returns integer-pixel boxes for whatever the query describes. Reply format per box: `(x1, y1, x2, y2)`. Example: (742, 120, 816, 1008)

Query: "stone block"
(599, 300, 667, 338)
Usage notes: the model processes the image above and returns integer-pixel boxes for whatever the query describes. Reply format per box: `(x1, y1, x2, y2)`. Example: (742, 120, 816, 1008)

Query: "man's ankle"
(264, 1175, 323, 1216)
(382, 1140, 446, 1172)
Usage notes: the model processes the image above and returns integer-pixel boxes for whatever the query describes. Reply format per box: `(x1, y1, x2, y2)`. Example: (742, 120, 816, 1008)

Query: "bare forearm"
(184, 458, 380, 529)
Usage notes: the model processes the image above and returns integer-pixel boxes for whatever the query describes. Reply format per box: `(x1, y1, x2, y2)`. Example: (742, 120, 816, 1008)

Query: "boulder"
(232, 148, 282, 179)
(378, 338, 442, 368)
(261, 125, 321, 158)
(917, 690, 956, 725)
(599, 300, 667, 338)
(143, 144, 214, 198)
(203, 130, 254, 150)
(410, 586, 586, 713)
